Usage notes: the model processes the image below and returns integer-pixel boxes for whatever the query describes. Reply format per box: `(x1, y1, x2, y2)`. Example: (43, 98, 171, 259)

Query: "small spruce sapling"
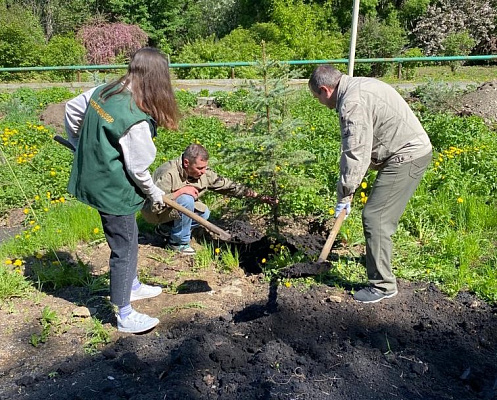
(221, 41, 315, 235)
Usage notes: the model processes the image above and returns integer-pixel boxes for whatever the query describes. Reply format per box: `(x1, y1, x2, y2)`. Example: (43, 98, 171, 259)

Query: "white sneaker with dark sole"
(117, 310, 159, 333)
(130, 284, 162, 302)
(167, 242, 196, 255)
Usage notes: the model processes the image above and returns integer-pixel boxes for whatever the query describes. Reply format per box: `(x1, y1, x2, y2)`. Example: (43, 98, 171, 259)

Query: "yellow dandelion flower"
(46, 191, 51, 198)
(217, 143, 221, 148)
(360, 192, 365, 198)
(275, 166, 281, 172)
(29, 220, 35, 225)
(36, 252, 43, 259)
(50, 170, 56, 177)
(215, 248, 221, 254)
(361, 196, 368, 204)
(13, 259, 22, 267)
(284, 281, 291, 288)
(361, 182, 367, 189)
(34, 195, 40, 201)
(261, 258, 267, 264)
(457, 197, 463, 203)
(23, 208, 29, 214)
(329, 208, 334, 215)
(43, 207, 49, 212)
(93, 228, 99, 234)
(59, 197, 65, 203)
(34, 225, 40, 231)
(5, 259, 12, 265)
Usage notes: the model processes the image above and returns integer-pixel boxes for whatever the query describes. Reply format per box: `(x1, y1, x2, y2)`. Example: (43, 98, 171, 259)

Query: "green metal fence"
(1, 55, 496, 74)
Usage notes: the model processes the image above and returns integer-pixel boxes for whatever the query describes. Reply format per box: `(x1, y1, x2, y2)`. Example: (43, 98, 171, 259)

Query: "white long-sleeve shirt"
(64, 86, 165, 205)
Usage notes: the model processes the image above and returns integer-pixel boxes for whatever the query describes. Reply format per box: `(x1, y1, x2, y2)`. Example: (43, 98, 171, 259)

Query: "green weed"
(30, 305, 61, 347)
(84, 317, 111, 355)
(0, 264, 32, 301)
(160, 302, 206, 316)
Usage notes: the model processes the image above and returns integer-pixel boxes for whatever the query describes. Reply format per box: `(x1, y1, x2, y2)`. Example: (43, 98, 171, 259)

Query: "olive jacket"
(141, 155, 251, 224)
(335, 75, 432, 203)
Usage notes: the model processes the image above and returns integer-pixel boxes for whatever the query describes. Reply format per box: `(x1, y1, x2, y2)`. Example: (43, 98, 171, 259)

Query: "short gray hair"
(183, 143, 209, 163)
(308, 65, 343, 94)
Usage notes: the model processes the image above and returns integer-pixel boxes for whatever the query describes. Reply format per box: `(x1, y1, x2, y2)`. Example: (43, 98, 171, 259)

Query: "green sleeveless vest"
(68, 85, 156, 215)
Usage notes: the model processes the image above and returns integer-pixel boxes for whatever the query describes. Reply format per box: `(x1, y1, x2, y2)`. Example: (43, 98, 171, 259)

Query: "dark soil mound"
(1, 278, 496, 400)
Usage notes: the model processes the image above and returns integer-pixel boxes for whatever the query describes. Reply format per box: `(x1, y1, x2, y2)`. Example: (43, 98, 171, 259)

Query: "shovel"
(53, 135, 233, 241)
(317, 208, 347, 262)
(161, 195, 232, 241)
(279, 208, 347, 278)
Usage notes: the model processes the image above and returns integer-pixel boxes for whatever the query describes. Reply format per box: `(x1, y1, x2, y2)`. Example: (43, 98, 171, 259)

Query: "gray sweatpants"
(362, 152, 432, 293)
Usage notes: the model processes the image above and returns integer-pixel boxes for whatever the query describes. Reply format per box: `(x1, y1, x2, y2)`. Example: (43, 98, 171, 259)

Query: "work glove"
(334, 202, 351, 219)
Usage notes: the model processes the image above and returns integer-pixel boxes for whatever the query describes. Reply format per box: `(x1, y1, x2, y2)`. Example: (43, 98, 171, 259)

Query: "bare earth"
(0, 88, 497, 400)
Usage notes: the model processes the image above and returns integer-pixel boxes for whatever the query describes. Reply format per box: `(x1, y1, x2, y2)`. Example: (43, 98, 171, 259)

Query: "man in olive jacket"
(142, 144, 262, 255)
(308, 65, 432, 303)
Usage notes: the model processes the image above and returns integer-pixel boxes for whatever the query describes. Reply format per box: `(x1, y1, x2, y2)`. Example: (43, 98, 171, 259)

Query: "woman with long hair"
(65, 47, 179, 333)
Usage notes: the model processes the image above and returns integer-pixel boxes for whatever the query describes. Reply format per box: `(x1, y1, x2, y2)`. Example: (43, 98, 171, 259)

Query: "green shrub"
(41, 34, 87, 82)
(355, 17, 407, 77)
(413, 79, 472, 114)
(400, 47, 424, 80)
(442, 31, 476, 73)
(0, 5, 45, 81)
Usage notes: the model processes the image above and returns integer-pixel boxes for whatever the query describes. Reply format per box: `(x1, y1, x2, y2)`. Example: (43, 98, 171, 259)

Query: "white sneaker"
(117, 310, 159, 333)
(130, 283, 162, 302)
(167, 242, 196, 255)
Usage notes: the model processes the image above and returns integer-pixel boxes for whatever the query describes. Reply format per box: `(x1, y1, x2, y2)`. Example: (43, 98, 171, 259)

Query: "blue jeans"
(170, 194, 210, 245)
(99, 212, 137, 307)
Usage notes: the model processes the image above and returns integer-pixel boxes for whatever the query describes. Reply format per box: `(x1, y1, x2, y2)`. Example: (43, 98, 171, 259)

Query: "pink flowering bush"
(77, 22, 148, 64)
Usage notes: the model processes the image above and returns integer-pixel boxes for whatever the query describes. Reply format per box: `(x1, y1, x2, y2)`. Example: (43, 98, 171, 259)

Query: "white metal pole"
(348, 0, 360, 76)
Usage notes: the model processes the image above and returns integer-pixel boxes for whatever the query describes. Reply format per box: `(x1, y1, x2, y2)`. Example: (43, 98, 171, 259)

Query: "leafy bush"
(41, 34, 87, 81)
(400, 47, 425, 80)
(174, 89, 198, 110)
(77, 22, 148, 64)
(0, 5, 45, 81)
(412, 0, 495, 55)
(213, 89, 253, 112)
(355, 17, 407, 77)
(412, 79, 472, 114)
(442, 31, 476, 73)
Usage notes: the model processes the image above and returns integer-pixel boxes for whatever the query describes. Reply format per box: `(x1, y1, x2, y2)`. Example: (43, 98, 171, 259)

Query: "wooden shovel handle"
(317, 209, 347, 263)
(161, 195, 232, 241)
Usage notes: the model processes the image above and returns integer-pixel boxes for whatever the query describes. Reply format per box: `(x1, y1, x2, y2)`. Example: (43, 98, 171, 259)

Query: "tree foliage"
(76, 22, 148, 64)
(412, 0, 496, 55)
(0, 4, 45, 69)
(8, 0, 100, 39)
(41, 34, 86, 81)
(355, 16, 407, 76)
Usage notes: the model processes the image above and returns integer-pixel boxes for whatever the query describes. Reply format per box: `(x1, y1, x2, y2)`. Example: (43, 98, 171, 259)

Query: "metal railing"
(1, 54, 496, 79)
